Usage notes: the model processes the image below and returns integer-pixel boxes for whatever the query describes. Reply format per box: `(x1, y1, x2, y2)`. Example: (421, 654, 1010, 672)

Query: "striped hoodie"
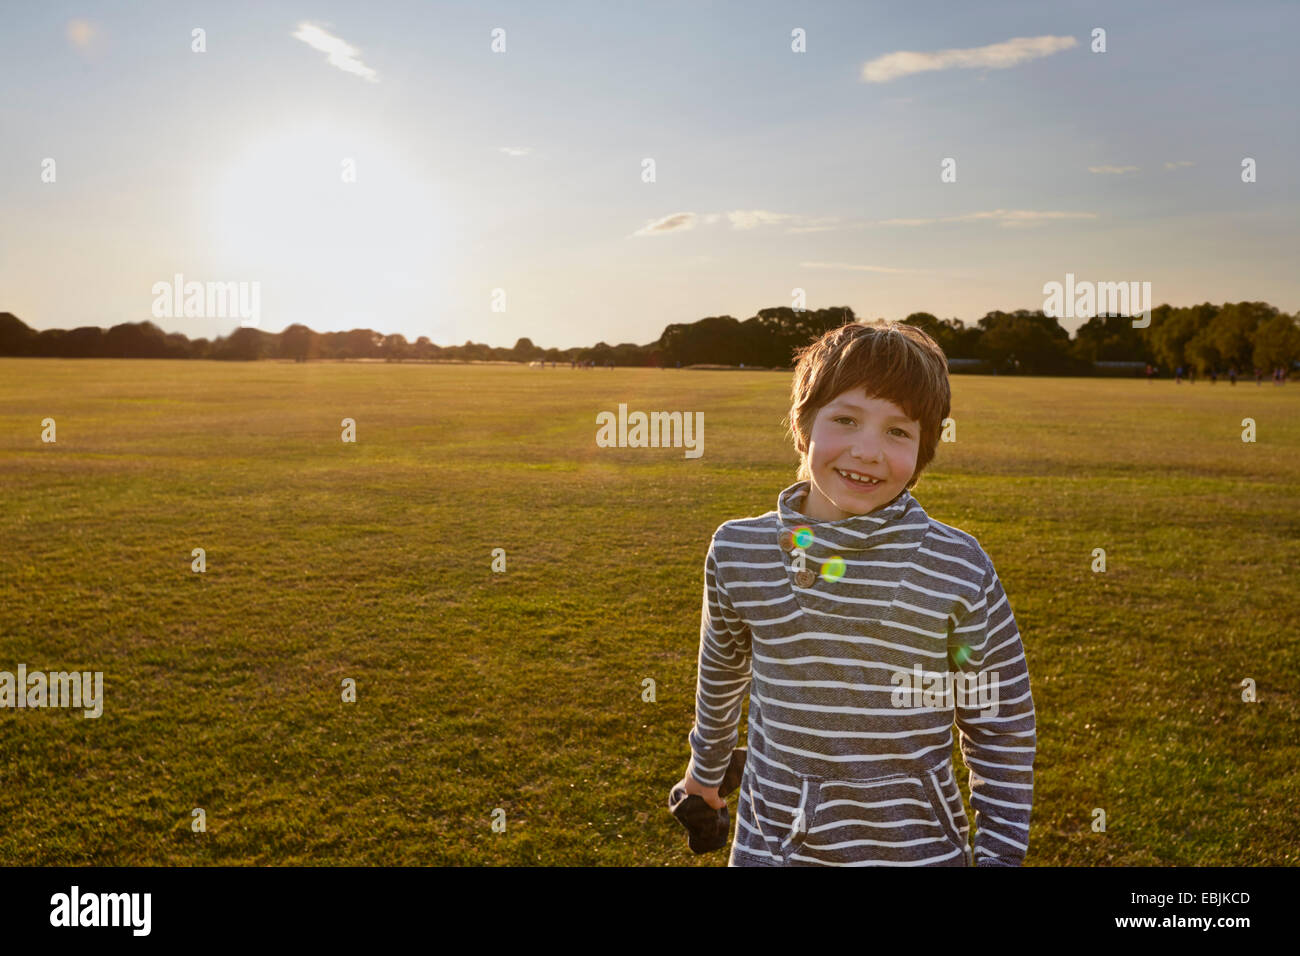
(686, 479, 1036, 866)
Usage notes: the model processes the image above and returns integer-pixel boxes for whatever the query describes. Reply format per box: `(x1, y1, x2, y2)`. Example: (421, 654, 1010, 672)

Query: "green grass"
(1, 359, 1297, 865)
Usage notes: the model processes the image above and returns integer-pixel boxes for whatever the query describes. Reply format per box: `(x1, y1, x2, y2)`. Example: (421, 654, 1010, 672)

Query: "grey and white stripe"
(687, 479, 1036, 866)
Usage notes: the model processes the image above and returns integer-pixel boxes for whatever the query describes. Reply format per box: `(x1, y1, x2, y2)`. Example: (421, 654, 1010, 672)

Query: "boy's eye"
(834, 416, 911, 438)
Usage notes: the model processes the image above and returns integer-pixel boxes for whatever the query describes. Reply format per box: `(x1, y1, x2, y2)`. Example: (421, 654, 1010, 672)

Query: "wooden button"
(794, 569, 815, 588)
(779, 530, 795, 552)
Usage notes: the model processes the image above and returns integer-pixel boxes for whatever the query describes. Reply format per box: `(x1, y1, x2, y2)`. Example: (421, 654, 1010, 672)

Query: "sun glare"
(209, 122, 447, 333)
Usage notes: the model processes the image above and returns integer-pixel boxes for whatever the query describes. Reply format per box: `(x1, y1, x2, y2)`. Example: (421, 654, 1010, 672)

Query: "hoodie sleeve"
(686, 531, 754, 788)
(949, 556, 1037, 866)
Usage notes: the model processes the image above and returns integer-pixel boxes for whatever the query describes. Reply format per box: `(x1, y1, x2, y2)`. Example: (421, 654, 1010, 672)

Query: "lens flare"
(821, 555, 847, 582)
(794, 526, 813, 549)
(952, 645, 973, 667)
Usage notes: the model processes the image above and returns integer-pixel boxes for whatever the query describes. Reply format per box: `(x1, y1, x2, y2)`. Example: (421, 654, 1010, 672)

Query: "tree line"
(1, 302, 1296, 374)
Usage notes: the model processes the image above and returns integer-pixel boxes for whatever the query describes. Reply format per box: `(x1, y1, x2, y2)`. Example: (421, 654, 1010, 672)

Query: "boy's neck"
(796, 481, 904, 522)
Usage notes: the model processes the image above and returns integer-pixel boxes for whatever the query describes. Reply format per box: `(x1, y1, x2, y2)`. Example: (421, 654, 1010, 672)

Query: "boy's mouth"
(833, 467, 883, 488)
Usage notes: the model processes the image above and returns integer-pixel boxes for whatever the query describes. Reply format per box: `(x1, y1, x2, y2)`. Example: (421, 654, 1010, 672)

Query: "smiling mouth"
(834, 467, 883, 488)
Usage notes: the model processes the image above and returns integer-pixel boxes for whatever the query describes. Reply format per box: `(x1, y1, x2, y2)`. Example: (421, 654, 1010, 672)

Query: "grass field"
(1, 359, 1298, 865)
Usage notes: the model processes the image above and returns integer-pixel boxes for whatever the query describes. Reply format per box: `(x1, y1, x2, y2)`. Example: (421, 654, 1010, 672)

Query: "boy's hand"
(682, 774, 726, 810)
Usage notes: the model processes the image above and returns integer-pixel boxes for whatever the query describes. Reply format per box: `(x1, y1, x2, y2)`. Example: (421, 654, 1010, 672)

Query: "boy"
(680, 320, 1036, 866)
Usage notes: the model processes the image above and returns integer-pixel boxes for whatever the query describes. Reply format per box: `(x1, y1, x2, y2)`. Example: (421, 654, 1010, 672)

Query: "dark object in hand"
(667, 748, 748, 854)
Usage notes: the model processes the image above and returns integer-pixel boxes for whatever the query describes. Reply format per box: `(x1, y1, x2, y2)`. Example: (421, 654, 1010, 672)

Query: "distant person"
(1254, 366, 1262, 385)
(676, 361, 681, 369)
(1175, 366, 1184, 384)
(1228, 366, 1237, 385)
(1145, 363, 1154, 383)
(1209, 368, 1217, 384)
(674, 318, 1033, 867)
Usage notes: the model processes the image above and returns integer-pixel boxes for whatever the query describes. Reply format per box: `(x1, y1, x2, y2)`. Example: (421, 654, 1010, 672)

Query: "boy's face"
(801, 388, 921, 522)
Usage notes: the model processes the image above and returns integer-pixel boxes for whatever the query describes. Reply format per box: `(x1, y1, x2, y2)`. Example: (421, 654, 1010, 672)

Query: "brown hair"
(784, 319, 951, 490)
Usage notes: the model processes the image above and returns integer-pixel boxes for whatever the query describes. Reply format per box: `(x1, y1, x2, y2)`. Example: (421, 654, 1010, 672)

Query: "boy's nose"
(849, 442, 882, 462)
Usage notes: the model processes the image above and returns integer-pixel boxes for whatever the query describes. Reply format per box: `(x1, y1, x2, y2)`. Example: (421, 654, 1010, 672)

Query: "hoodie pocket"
(780, 769, 968, 865)
(922, 766, 971, 865)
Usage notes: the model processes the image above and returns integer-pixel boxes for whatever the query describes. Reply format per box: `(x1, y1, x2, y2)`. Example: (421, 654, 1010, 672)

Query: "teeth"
(836, 468, 880, 485)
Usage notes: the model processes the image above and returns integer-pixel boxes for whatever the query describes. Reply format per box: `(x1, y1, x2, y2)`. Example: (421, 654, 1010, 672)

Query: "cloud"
(633, 212, 697, 236)
(862, 35, 1077, 83)
(786, 224, 842, 234)
(292, 23, 378, 82)
(499, 147, 534, 157)
(878, 218, 936, 226)
(879, 209, 1097, 229)
(726, 210, 797, 230)
(799, 261, 920, 274)
(639, 207, 1093, 237)
(1164, 160, 1194, 170)
(634, 209, 842, 236)
(1088, 165, 1139, 174)
(946, 209, 1097, 228)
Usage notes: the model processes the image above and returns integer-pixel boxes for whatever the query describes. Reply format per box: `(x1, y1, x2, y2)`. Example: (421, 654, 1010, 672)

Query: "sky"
(2, 0, 1297, 350)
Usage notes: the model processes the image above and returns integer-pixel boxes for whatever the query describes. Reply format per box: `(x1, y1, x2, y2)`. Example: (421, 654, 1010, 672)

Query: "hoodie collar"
(776, 479, 928, 554)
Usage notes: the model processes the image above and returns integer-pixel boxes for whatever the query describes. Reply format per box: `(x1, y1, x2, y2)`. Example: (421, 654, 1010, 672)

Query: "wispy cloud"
(878, 218, 936, 226)
(1088, 165, 1139, 174)
(292, 23, 378, 82)
(633, 212, 697, 236)
(786, 224, 842, 234)
(800, 261, 920, 274)
(1164, 160, 1195, 170)
(499, 146, 534, 157)
(636, 206, 1094, 237)
(862, 35, 1077, 83)
(947, 209, 1097, 228)
(633, 209, 840, 236)
(880, 209, 1097, 229)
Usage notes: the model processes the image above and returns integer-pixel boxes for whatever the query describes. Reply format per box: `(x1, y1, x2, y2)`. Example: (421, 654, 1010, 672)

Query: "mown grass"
(1, 359, 1297, 865)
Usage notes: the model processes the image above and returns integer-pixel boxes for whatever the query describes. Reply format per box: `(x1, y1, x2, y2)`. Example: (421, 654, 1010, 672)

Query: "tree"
(212, 327, 267, 360)
(1205, 302, 1277, 370)
(1252, 312, 1300, 372)
(103, 321, 168, 358)
(279, 324, 320, 362)
(64, 326, 106, 357)
(338, 329, 383, 360)
(976, 310, 1078, 374)
(0, 313, 36, 355)
(380, 333, 411, 362)
(1070, 313, 1148, 364)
